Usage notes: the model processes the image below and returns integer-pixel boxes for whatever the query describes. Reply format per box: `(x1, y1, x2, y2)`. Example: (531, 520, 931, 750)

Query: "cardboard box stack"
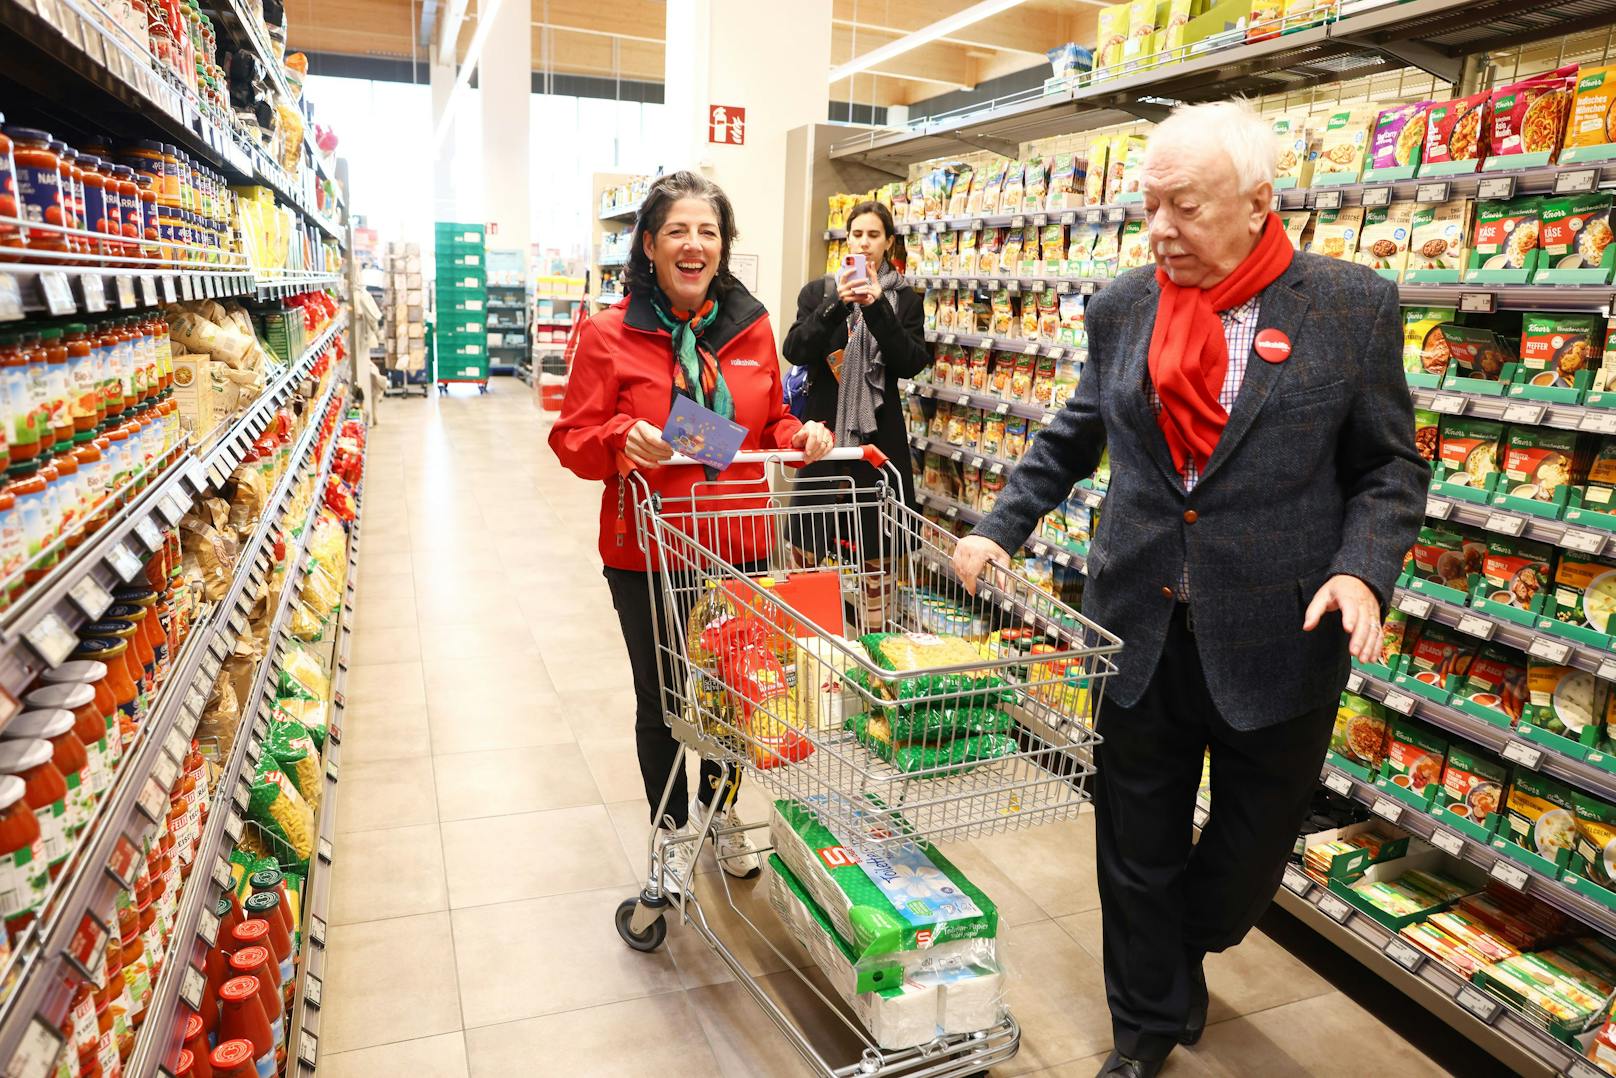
(385, 241, 426, 373)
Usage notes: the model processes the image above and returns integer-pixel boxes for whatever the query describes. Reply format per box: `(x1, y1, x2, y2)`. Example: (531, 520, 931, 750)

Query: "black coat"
(781, 276, 932, 517)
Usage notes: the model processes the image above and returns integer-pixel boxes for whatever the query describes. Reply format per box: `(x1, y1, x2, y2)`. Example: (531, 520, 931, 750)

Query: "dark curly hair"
(625, 171, 740, 298)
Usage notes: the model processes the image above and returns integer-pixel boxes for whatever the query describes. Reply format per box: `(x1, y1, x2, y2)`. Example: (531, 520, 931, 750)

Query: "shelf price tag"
(1580, 411, 1616, 434)
(1455, 614, 1495, 640)
(1429, 393, 1467, 414)
(40, 271, 75, 315)
(1424, 496, 1452, 520)
(1360, 186, 1392, 208)
(1477, 175, 1517, 201)
(1429, 829, 1465, 858)
(1565, 1059, 1609, 1078)
(1371, 797, 1404, 824)
(1382, 936, 1426, 973)
(1324, 771, 1355, 797)
(1280, 865, 1313, 897)
(0, 274, 21, 321)
(63, 909, 109, 981)
(158, 494, 184, 525)
(24, 612, 77, 668)
(134, 517, 162, 552)
(1317, 892, 1354, 923)
(1454, 983, 1503, 1024)
(1483, 511, 1526, 537)
(80, 274, 106, 312)
(1502, 740, 1544, 769)
(1381, 691, 1416, 716)
(1313, 190, 1343, 211)
(1458, 291, 1496, 315)
(180, 964, 207, 1011)
(1489, 857, 1529, 891)
(299, 1033, 319, 1068)
(152, 754, 178, 793)
(108, 543, 142, 581)
(1529, 636, 1574, 665)
(305, 973, 323, 1009)
(1562, 528, 1607, 555)
(224, 812, 244, 844)
(138, 275, 157, 306)
(69, 574, 112, 620)
(114, 275, 136, 309)
(318, 836, 334, 864)
(1415, 182, 1451, 204)
(11, 1017, 64, 1078)
(106, 833, 141, 888)
(160, 275, 177, 303)
(1347, 672, 1364, 693)
(164, 726, 188, 764)
(1555, 168, 1599, 195)
(1193, 804, 1209, 829)
(1502, 401, 1546, 425)
(136, 777, 166, 823)
(310, 914, 327, 948)
(198, 906, 221, 947)
(1600, 659, 1616, 683)
(212, 854, 232, 891)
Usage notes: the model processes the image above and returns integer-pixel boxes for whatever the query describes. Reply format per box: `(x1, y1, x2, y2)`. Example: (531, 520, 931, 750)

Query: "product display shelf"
(281, 442, 363, 1078)
(599, 199, 642, 223)
(0, 370, 343, 1072)
(1388, 583, 1616, 678)
(1346, 666, 1616, 804)
(595, 291, 625, 307)
(124, 375, 345, 1078)
(0, 0, 338, 240)
(1269, 861, 1600, 1078)
(915, 490, 1093, 568)
(827, 0, 1616, 170)
(0, 314, 338, 728)
(0, 260, 343, 321)
(921, 328, 1078, 359)
(898, 378, 1056, 423)
(1317, 755, 1616, 966)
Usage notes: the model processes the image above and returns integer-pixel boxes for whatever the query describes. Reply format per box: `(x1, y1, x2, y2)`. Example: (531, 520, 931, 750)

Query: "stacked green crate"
(434, 221, 490, 383)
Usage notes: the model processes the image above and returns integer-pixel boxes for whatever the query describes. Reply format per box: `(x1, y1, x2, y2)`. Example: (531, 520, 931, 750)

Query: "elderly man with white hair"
(955, 100, 1426, 1076)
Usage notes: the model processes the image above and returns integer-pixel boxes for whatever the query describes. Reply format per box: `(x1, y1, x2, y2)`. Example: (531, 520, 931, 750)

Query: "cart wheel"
(615, 897, 666, 952)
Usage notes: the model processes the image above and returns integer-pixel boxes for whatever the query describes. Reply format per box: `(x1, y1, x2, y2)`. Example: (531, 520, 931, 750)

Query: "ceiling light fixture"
(828, 0, 1032, 84)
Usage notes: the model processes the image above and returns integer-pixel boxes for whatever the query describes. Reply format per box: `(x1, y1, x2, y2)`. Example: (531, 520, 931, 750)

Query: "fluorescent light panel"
(828, 0, 1031, 84)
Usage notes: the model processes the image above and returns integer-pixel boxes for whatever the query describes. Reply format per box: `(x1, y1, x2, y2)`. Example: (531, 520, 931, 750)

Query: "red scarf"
(1148, 213, 1294, 478)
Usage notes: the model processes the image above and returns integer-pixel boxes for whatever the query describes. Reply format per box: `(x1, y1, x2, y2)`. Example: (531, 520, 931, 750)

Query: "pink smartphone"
(842, 253, 868, 285)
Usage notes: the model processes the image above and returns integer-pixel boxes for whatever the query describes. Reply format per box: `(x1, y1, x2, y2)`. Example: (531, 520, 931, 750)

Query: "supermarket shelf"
(828, 0, 1616, 169)
(0, 263, 341, 320)
(0, 372, 344, 1074)
(1390, 579, 1616, 682)
(533, 316, 575, 327)
(1346, 667, 1616, 804)
(1424, 489, 1616, 559)
(126, 376, 348, 1078)
(1410, 385, 1616, 438)
(0, 311, 343, 725)
(485, 302, 526, 311)
(914, 490, 1093, 568)
(599, 199, 642, 222)
(598, 251, 629, 267)
(1317, 758, 1616, 967)
(594, 291, 625, 306)
(922, 329, 1079, 358)
(899, 378, 1058, 423)
(284, 437, 364, 1078)
(915, 275, 1109, 301)
(1270, 872, 1595, 1078)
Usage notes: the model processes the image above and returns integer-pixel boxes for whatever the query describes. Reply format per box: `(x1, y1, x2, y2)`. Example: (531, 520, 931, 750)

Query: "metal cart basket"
(612, 447, 1122, 1077)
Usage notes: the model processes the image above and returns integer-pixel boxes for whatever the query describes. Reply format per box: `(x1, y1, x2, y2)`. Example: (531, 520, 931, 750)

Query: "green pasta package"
(865, 704, 1014, 743)
(248, 757, 316, 867)
(847, 714, 1017, 775)
(852, 632, 1010, 705)
(267, 721, 322, 811)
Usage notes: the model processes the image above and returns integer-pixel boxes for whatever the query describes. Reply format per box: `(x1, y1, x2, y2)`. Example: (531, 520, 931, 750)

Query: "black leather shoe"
(1095, 1050, 1166, 1078)
(1180, 958, 1208, 1045)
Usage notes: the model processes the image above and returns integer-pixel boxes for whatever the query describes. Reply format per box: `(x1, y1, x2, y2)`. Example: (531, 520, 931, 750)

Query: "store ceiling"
(284, 0, 1099, 108)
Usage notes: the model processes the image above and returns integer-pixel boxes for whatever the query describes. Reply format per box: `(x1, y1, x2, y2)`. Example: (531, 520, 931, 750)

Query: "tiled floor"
(322, 381, 1451, 1077)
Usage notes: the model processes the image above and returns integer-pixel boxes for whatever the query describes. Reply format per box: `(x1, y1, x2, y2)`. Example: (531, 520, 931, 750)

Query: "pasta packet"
(248, 757, 315, 866)
(847, 714, 1017, 775)
(267, 721, 322, 811)
(852, 632, 1008, 706)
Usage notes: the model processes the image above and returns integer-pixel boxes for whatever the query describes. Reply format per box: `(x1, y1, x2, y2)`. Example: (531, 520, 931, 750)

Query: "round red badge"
(1253, 328, 1292, 364)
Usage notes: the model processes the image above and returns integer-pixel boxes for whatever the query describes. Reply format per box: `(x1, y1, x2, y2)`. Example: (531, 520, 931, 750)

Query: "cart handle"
(663, 445, 889, 469)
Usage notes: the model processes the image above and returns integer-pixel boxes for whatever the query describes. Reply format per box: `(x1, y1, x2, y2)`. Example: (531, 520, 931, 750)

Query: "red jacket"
(549, 286, 803, 572)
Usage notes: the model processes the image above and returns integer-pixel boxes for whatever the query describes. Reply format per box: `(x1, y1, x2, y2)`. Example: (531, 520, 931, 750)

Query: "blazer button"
(1183, 509, 1199, 524)
(1160, 586, 1174, 599)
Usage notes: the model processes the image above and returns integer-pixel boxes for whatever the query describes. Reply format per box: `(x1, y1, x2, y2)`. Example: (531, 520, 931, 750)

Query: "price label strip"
(1317, 893, 1354, 923)
(24, 611, 77, 668)
(1455, 614, 1495, 640)
(1502, 740, 1543, 769)
(69, 574, 112, 620)
(1529, 636, 1573, 665)
(1382, 936, 1426, 974)
(180, 964, 207, 1011)
(106, 832, 141, 888)
(1489, 857, 1529, 891)
(1281, 865, 1313, 897)
(1381, 691, 1416, 716)
(1455, 983, 1503, 1024)
(1396, 594, 1432, 619)
(1429, 828, 1465, 858)
(1324, 771, 1355, 797)
(1371, 797, 1404, 824)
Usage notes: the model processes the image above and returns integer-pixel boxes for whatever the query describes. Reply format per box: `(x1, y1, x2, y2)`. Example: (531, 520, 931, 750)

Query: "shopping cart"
(611, 447, 1122, 1077)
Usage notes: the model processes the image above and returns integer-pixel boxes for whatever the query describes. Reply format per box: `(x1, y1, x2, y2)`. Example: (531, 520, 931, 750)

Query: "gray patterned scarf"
(834, 262, 905, 447)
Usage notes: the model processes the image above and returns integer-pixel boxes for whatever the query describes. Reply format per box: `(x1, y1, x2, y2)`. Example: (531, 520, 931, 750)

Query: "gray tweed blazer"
(973, 254, 1427, 730)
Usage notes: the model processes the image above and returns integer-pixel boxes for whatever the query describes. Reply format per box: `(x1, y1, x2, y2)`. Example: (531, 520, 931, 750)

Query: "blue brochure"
(662, 395, 748, 471)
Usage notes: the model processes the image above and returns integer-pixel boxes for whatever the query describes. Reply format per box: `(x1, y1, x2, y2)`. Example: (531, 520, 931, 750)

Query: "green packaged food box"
(1502, 770, 1578, 872)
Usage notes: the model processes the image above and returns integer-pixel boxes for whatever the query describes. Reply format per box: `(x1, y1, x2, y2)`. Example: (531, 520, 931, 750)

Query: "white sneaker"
(695, 799, 762, 879)
(655, 822, 700, 897)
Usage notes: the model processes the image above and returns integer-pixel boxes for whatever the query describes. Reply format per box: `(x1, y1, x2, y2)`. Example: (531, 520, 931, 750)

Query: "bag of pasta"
(870, 703, 1015, 743)
(300, 563, 342, 619)
(248, 757, 315, 867)
(852, 632, 1010, 707)
(279, 644, 330, 700)
(307, 514, 347, 577)
(274, 697, 330, 752)
(289, 601, 328, 642)
(268, 721, 322, 811)
(846, 713, 1018, 775)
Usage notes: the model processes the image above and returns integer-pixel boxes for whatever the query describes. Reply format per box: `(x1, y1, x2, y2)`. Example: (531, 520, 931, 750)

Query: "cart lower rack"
(611, 448, 1122, 1077)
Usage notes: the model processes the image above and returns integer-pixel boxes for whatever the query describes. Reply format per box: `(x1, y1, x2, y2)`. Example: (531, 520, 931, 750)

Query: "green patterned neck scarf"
(651, 286, 734, 420)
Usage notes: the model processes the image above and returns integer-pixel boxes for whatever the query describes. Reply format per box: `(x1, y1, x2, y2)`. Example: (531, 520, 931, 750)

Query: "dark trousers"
(604, 565, 741, 828)
(1095, 604, 1335, 1061)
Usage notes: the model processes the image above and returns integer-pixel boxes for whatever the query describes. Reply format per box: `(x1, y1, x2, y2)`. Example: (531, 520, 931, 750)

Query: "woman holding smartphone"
(550, 171, 833, 891)
(783, 200, 931, 576)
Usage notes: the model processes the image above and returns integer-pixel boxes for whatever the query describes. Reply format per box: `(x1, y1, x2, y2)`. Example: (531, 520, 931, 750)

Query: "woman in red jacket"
(550, 171, 832, 890)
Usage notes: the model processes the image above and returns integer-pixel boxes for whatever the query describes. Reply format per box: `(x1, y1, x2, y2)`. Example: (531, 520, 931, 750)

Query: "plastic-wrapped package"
(274, 697, 329, 752)
(248, 758, 315, 866)
(267, 721, 321, 811)
(278, 645, 330, 699)
(852, 632, 1009, 707)
(846, 714, 1017, 775)
(767, 856, 1005, 1048)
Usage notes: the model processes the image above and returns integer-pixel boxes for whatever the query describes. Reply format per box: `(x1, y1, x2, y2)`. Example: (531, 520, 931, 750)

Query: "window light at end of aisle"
(432, 0, 505, 155)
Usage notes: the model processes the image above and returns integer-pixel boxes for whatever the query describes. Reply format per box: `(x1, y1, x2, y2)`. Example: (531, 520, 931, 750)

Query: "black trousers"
(1095, 604, 1335, 1061)
(604, 565, 742, 828)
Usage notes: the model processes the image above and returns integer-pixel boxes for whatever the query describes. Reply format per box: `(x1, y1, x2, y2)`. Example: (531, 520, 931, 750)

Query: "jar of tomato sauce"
(23, 683, 107, 804)
(69, 638, 137, 739)
(243, 891, 294, 987)
(109, 166, 139, 266)
(0, 739, 67, 880)
(39, 659, 115, 735)
(5, 128, 65, 254)
(83, 618, 146, 707)
(180, 1012, 211, 1078)
(216, 977, 274, 1078)
(0, 488, 20, 605)
(226, 946, 282, 1049)
(1, 333, 39, 467)
(57, 145, 86, 263)
(10, 464, 50, 586)
(0, 118, 21, 255)
(62, 324, 97, 445)
(0, 773, 46, 940)
(208, 1040, 256, 1078)
(103, 605, 154, 689)
(135, 177, 159, 262)
(1, 710, 90, 841)
(112, 586, 163, 667)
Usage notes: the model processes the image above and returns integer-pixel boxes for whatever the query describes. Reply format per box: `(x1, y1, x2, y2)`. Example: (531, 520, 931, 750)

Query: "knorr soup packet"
(1423, 91, 1489, 168)
(1438, 416, 1504, 484)
(1401, 307, 1456, 375)
(1573, 789, 1616, 887)
(1552, 552, 1616, 633)
(1527, 662, 1603, 737)
(1501, 425, 1579, 501)
(1475, 535, 1553, 611)
(1333, 693, 1388, 768)
(1383, 715, 1448, 791)
(1566, 65, 1616, 153)
(1440, 745, 1506, 823)
(1505, 771, 1578, 859)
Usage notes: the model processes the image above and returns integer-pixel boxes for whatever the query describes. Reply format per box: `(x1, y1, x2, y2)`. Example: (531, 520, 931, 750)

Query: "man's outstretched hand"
(953, 535, 1011, 595)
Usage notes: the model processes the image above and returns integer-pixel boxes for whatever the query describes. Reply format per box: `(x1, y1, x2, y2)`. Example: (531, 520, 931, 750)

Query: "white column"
(663, 0, 832, 334)
(477, 0, 532, 259)
(429, 43, 462, 221)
